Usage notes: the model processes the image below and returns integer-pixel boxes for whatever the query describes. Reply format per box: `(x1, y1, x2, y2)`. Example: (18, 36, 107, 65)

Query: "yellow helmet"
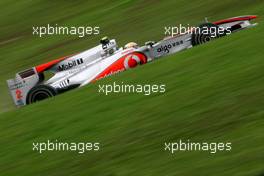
(124, 42, 138, 49)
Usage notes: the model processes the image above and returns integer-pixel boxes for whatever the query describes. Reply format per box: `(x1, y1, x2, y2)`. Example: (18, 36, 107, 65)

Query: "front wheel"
(191, 23, 226, 46)
(26, 85, 57, 104)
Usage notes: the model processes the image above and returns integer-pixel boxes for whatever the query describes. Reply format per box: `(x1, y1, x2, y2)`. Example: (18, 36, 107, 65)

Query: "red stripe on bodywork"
(213, 15, 257, 25)
(93, 52, 147, 81)
(35, 55, 71, 73)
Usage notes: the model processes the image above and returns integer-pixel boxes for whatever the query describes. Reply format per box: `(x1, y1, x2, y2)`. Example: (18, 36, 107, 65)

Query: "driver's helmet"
(124, 42, 138, 49)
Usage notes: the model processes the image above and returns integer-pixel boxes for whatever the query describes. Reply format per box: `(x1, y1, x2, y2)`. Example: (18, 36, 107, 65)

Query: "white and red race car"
(7, 15, 257, 107)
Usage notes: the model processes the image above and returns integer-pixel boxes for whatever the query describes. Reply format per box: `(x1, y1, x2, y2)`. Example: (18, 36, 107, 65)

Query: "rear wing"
(7, 67, 41, 107)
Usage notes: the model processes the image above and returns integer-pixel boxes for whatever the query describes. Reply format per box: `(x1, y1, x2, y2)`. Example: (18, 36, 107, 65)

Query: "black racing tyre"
(191, 23, 226, 46)
(26, 85, 57, 104)
(38, 73, 45, 83)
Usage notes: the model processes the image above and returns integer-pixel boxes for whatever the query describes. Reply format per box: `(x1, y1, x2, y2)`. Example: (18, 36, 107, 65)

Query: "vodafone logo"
(94, 52, 147, 81)
(124, 53, 147, 69)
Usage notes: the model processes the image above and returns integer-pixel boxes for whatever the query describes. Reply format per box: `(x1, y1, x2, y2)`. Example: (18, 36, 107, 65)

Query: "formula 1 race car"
(7, 15, 257, 107)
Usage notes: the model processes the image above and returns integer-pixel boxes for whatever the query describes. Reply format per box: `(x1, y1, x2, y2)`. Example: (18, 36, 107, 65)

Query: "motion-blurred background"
(0, 0, 264, 175)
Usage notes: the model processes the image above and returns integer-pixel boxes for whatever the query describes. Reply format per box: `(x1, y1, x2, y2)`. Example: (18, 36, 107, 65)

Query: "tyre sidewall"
(26, 85, 57, 104)
(192, 23, 223, 46)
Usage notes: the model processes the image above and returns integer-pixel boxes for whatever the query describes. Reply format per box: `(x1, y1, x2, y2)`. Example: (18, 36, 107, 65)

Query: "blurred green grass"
(0, 0, 264, 176)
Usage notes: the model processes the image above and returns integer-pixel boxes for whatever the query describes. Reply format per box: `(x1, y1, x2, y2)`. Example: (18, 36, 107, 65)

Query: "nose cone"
(248, 15, 257, 20)
(213, 15, 258, 25)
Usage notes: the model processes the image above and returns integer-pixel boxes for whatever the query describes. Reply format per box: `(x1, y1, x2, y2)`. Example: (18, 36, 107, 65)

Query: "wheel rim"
(31, 90, 52, 102)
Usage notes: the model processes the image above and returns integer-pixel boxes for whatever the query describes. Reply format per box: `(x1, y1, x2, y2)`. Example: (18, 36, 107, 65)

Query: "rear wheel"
(26, 85, 57, 104)
(191, 23, 226, 46)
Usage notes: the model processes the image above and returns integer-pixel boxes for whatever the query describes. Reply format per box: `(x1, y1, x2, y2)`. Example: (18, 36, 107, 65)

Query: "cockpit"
(100, 37, 119, 58)
(100, 37, 140, 58)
